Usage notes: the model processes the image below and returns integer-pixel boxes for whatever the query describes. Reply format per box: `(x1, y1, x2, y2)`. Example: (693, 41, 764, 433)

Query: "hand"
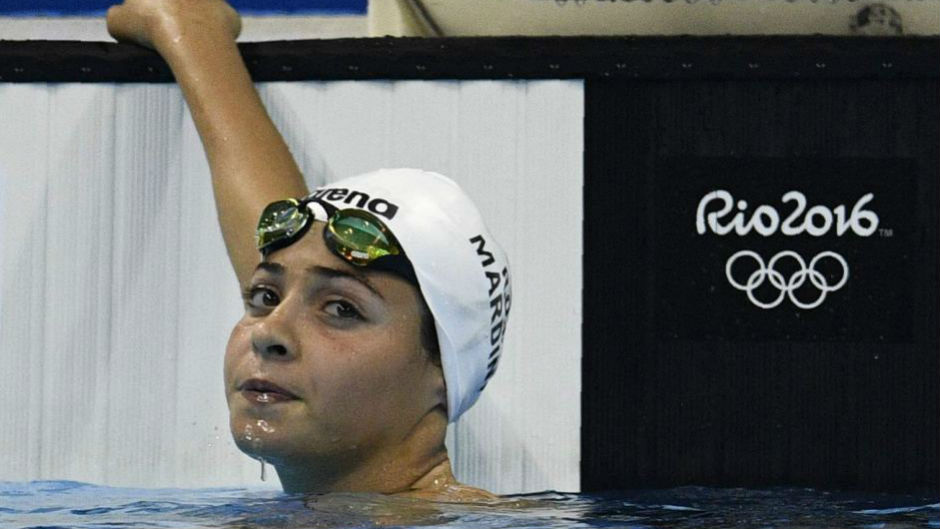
(107, 0, 241, 51)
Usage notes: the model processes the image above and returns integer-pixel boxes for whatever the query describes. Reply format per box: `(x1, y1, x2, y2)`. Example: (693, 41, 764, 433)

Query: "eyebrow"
(253, 261, 384, 300)
(255, 262, 284, 276)
(308, 265, 384, 300)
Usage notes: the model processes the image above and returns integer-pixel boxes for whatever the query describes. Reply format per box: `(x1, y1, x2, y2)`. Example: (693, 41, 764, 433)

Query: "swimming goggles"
(256, 196, 418, 283)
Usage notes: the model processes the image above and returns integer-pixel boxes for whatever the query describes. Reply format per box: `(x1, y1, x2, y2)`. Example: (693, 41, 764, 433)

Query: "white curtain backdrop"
(0, 80, 583, 494)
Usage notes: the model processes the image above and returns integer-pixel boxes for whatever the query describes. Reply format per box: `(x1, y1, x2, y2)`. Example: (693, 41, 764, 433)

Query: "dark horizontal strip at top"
(0, 37, 937, 83)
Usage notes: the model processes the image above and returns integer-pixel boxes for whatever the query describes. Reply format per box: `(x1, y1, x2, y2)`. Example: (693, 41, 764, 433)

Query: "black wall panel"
(582, 78, 939, 492)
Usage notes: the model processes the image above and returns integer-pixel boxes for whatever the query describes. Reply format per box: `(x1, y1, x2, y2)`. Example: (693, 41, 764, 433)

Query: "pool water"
(1, 481, 936, 528)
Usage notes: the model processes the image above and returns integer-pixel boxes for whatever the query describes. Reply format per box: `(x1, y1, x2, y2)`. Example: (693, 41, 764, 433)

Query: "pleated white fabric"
(0, 80, 583, 494)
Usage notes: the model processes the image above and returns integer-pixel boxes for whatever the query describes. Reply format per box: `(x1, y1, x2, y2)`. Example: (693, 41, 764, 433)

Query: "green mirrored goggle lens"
(325, 209, 401, 265)
(256, 198, 309, 252)
(256, 199, 402, 269)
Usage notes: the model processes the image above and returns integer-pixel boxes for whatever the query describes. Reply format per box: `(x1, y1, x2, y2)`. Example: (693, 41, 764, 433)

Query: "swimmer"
(106, 0, 510, 500)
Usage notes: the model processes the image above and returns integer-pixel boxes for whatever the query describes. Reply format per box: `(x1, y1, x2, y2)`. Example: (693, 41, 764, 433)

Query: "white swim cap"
(306, 168, 511, 422)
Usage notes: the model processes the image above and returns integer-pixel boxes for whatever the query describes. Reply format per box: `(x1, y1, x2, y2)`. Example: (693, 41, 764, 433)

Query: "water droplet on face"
(243, 424, 255, 441)
(257, 419, 275, 433)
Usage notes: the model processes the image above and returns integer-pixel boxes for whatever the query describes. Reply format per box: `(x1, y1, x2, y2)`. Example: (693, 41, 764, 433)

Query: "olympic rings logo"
(725, 250, 849, 310)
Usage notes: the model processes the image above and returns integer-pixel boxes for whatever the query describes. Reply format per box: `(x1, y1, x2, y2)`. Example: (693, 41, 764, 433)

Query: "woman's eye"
(244, 286, 280, 308)
(324, 300, 363, 320)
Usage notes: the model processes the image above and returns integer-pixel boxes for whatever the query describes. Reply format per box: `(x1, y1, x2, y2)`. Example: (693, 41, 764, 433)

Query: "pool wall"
(0, 71, 583, 492)
(0, 36, 937, 494)
(582, 74, 938, 493)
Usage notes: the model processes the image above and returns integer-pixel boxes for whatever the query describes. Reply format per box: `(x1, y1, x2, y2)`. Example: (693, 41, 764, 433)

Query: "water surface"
(1, 481, 936, 528)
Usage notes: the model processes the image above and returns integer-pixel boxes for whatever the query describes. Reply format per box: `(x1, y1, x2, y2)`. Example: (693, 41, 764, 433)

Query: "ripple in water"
(0, 481, 935, 529)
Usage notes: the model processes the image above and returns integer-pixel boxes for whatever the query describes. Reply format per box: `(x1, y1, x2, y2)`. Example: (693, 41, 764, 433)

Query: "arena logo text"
(310, 187, 400, 220)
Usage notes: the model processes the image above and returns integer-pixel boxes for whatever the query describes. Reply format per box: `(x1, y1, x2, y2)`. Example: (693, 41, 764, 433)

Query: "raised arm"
(107, 0, 309, 286)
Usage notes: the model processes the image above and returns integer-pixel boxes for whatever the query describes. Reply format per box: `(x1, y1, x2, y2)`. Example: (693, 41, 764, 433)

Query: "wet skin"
(105, 0, 492, 501)
(223, 221, 449, 494)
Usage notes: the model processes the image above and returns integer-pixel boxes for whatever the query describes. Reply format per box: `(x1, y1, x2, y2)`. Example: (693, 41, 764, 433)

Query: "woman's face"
(223, 221, 445, 469)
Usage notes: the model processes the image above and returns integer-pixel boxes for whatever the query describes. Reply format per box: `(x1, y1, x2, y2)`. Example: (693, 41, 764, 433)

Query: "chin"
(228, 412, 296, 465)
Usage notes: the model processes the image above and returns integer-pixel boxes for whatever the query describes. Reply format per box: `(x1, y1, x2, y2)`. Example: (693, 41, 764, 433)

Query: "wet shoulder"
(398, 482, 498, 502)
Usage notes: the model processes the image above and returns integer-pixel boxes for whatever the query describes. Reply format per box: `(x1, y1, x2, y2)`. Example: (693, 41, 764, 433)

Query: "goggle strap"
(368, 254, 420, 286)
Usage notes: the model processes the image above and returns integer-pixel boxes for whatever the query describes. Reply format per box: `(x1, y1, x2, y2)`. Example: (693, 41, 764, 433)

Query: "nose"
(250, 306, 298, 360)
(252, 335, 289, 357)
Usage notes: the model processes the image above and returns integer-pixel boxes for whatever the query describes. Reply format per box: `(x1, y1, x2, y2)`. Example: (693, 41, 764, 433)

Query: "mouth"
(238, 378, 299, 404)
